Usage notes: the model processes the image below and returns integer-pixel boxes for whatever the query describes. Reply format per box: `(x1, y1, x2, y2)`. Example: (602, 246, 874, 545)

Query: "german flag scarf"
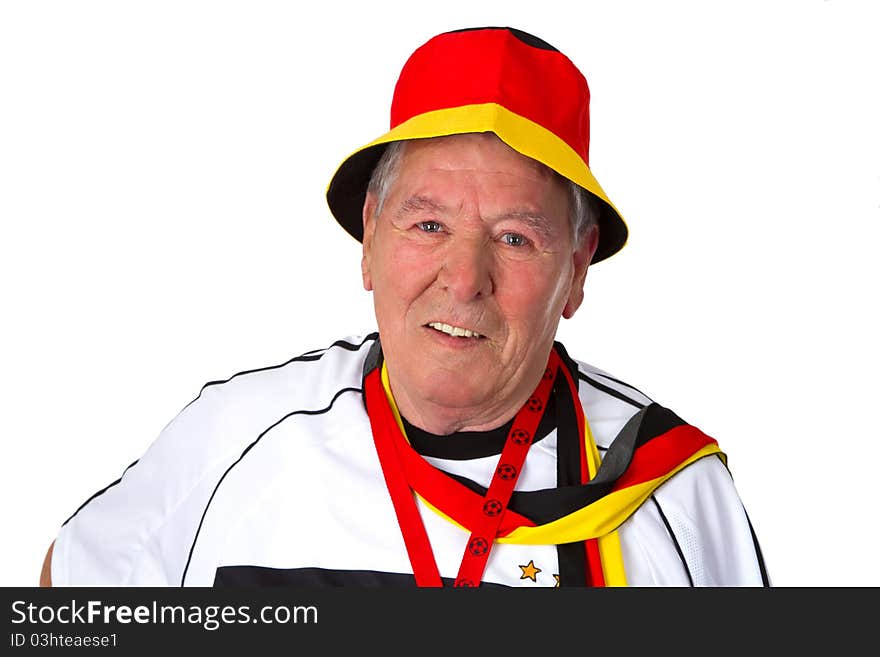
(363, 341, 724, 587)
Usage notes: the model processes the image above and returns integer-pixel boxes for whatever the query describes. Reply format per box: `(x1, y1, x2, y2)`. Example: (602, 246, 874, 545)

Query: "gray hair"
(367, 139, 598, 245)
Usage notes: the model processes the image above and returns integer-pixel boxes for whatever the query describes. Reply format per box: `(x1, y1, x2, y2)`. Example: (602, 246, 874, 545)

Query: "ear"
(361, 192, 378, 292)
(562, 224, 599, 319)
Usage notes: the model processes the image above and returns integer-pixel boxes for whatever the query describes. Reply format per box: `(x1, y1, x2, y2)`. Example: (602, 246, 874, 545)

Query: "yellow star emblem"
(519, 559, 542, 582)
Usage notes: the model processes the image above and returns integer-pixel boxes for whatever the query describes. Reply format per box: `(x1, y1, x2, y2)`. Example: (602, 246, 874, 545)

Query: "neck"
(384, 367, 540, 436)
(395, 398, 520, 435)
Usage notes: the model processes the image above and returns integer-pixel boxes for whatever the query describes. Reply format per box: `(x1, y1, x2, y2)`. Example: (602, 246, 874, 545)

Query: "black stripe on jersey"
(588, 371, 654, 403)
(745, 509, 771, 586)
(64, 336, 378, 531)
(294, 335, 379, 362)
(213, 565, 508, 588)
(651, 496, 694, 586)
(184, 333, 378, 410)
(577, 371, 647, 410)
(299, 336, 375, 358)
(61, 459, 140, 527)
(717, 461, 770, 586)
(181, 385, 363, 586)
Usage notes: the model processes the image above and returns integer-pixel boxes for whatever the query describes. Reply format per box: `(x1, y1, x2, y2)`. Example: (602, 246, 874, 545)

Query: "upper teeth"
(428, 322, 481, 338)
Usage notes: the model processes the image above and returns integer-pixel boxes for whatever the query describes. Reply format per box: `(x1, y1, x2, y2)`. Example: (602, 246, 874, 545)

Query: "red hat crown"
(390, 28, 592, 165)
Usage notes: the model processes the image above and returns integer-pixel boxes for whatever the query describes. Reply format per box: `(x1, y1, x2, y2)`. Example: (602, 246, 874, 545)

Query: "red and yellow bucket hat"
(326, 26, 628, 263)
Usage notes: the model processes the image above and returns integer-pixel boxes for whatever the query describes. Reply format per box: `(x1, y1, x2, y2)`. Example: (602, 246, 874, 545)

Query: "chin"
(419, 371, 492, 410)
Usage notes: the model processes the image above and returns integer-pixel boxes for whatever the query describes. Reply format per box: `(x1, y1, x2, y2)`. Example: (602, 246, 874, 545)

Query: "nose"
(438, 236, 494, 302)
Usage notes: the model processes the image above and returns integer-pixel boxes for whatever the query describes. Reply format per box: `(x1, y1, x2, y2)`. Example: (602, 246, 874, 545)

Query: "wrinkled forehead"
(388, 133, 573, 229)
(398, 132, 559, 181)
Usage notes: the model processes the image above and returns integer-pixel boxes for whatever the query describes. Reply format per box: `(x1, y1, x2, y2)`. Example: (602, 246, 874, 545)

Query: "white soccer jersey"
(51, 334, 768, 587)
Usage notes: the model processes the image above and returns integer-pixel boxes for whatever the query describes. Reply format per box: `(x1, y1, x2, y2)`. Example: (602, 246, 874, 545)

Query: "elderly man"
(42, 27, 768, 587)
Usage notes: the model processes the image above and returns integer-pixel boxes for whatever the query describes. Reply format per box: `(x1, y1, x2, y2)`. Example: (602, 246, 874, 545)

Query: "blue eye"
(417, 221, 443, 233)
(501, 232, 528, 247)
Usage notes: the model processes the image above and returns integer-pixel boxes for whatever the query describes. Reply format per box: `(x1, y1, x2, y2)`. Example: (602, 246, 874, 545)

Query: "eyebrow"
(494, 211, 556, 239)
(397, 195, 447, 217)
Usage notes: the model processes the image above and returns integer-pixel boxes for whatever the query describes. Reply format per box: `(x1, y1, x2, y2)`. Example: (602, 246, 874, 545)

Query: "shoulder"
(561, 347, 654, 450)
(619, 454, 768, 585)
(562, 350, 727, 481)
(574, 359, 654, 407)
(184, 333, 376, 418)
(647, 455, 768, 585)
(557, 346, 767, 584)
(146, 333, 377, 461)
(52, 333, 379, 585)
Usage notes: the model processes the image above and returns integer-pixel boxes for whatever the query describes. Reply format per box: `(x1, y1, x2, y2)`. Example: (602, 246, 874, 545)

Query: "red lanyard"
(366, 350, 561, 587)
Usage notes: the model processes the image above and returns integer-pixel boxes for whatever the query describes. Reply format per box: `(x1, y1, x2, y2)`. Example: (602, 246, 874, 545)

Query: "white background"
(2, 0, 877, 587)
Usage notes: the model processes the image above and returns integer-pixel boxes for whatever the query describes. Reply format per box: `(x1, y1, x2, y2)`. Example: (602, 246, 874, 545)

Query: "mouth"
(425, 321, 484, 339)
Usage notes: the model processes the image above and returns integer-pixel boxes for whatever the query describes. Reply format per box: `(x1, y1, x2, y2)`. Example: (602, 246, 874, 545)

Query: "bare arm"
(40, 541, 54, 587)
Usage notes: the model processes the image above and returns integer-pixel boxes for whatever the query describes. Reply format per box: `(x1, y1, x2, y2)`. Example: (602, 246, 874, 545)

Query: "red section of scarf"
(452, 353, 559, 587)
(611, 425, 718, 493)
(366, 367, 443, 586)
(366, 350, 568, 587)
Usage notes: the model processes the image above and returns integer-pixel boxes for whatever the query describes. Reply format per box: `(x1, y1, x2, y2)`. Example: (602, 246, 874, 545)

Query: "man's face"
(361, 133, 597, 432)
